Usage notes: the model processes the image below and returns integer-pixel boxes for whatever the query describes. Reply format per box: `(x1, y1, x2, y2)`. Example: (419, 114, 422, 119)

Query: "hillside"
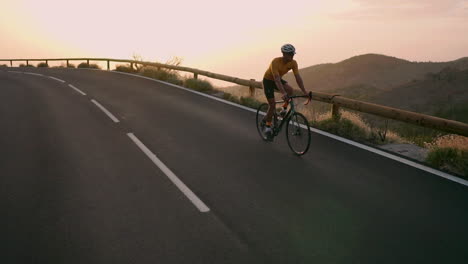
(283, 54, 468, 92)
(222, 53, 468, 122)
(371, 67, 468, 122)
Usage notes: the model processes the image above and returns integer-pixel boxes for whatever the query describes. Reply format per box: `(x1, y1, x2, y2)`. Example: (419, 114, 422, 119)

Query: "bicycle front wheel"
(286, 112, 311, 155)
(256, 103, 270, 141)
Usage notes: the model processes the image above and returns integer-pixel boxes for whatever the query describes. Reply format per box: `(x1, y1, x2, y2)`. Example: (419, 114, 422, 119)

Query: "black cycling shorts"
(263, 78, 287, 99)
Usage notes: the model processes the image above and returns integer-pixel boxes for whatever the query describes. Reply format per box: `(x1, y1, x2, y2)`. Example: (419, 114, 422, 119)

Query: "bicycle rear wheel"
(256, 103, 270, 141)
(286, 112, 311, 155)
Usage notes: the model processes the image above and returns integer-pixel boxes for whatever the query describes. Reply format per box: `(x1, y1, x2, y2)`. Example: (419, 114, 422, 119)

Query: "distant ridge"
(283, 53, 468, 92)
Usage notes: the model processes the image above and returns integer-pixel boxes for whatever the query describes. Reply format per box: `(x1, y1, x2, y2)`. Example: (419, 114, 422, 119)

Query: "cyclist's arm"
(294, 73, 307, 94)
(273, 75, 287, 94)
(292, 62, 307, 94)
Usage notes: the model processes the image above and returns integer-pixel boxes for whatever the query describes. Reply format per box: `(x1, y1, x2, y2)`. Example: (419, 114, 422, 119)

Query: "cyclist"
(262, 44, 309, 139)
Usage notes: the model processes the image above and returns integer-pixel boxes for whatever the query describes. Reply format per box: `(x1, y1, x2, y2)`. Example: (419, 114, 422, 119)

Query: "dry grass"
(424, 134, 468, 151)
(218, 86, 267, 104)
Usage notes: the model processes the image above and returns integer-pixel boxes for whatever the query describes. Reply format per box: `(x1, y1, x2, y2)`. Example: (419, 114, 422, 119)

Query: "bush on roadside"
(67, 63, 76, 68)
(184, 78, 214, 93)
(166, 77, 184, 86)
(314, 118, 369, 143)
(77, 62, 101, 69)
(37, 62, 49, 68)
(139, 66, 181, 83)
(426, 148, 468, 177)
(239, 96, 263, 109)
(222, 93, 241, 104)
(0, 64, 7, 67)
(115, 64, 137, 73)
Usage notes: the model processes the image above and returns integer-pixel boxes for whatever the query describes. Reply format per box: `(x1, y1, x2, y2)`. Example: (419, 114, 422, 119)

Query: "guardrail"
(2, 57, 468, 137)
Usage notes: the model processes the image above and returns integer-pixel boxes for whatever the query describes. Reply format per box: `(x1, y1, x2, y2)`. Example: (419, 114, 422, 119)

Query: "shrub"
(67, 63, 76, 68)
(139, 66, 181, 83)
(314, 118, 369, 143)
(77, 62, 101, 69)
(424, 134, 468, 151)
(239, 96, 262, 109)
(222, 93, 241, 104)
(184, 78, 213, 93)
(19, 63, 26, 67)
(0, 64, 7, 67)
(37, 62, 49, 67)
(426, 148, 468, 177)
(166, 77, 184, 86)
(115, 64, 137, 73)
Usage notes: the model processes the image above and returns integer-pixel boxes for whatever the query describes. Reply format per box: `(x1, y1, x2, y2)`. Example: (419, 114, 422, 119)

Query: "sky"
(1, 0, 467, 86)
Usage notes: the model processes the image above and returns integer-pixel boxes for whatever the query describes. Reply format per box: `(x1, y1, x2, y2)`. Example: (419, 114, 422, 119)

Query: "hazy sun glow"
(1, 0, 467, 86)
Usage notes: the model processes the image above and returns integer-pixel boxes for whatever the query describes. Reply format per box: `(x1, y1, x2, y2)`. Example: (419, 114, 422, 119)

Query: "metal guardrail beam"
(1, 57, 467, 137)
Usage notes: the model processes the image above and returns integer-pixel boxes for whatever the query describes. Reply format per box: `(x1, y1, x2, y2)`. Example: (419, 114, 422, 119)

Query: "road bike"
(256, 93, 312, 156)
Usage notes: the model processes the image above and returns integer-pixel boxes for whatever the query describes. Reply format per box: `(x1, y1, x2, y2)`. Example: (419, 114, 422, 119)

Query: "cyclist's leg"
(263, 79, 277, 124)
(265, 98, 276, 123)
(284, 82, 294, 96)
(282, 80, 294, 109)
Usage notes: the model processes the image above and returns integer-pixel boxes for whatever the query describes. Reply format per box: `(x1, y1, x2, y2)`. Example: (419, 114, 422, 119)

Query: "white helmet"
(281, 44, 296, 54)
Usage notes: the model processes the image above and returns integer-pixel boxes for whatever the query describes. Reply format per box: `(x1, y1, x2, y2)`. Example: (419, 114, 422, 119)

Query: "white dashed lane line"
(24, 72, 43, 76)
(91, 99, 120, 123)
(127, 133, 210, 213)
(48, 76, 66, 83)
(68, 84, 87, 96)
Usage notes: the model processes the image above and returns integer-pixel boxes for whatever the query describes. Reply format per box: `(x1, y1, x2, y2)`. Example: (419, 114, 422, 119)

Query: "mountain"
(283, 53, 468, 92)
(222, 53, 468, 122)
(371, 67, 468, 122)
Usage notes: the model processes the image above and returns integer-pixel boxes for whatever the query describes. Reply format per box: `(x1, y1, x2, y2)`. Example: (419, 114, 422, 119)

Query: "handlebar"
(277, 92, 312, 105)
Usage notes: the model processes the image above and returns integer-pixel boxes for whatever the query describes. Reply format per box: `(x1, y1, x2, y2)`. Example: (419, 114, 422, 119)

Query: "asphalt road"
(1, 68, 467, 264)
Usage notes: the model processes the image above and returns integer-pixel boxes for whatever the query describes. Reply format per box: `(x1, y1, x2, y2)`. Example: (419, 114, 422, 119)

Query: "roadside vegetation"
(77, 62, 101, 69)
(112, 56, 466, 178)
(424, 135, 468, 177)
(51, 63, 75, 68)
(19, 63, 35, 67)
(37, 62, 49, 67)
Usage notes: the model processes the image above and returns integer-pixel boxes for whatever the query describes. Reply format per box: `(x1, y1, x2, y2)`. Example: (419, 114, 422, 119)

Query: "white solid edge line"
(48, 76, 66, 83)
(68, 84, 87, 95)
(91, 99, 120, 123)
(24, 72, 43, 76)
(307, 126, 468, 186)
(112, 71, 257, 113)
(127, 133, 210, 212)
(109, 71, 467, 186)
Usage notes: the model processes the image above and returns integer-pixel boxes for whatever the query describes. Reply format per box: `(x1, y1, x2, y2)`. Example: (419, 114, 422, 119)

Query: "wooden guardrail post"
(66, 60, 69, 67)
(107, 60, 110, 70)
(194, 73, 198, 79)
(130, 63, 134, 71)
(10, 60, 12, 67)
(26, 60, 29, 66)
(87, 59, 89, 66)
(46, 60, 48, 67)
(332, 104, 341, 121)
(249, 79, 255, 96)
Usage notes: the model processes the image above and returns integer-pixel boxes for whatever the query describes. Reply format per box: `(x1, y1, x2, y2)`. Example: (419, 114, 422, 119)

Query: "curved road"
(1, 68, 467, 263)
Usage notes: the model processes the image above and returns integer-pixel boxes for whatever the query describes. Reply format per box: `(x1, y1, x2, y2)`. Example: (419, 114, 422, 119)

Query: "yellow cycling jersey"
(264, 57, 299, 81)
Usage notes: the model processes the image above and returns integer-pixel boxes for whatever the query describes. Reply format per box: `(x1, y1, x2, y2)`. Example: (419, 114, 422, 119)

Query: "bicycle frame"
(272, 99, 297, 136)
